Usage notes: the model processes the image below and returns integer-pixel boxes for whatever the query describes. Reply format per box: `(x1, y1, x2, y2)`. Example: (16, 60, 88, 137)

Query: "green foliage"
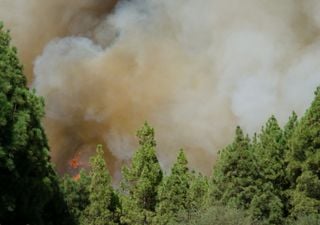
(82, 145, 119, 225)
(286, 88, 320, 217)
(209, 126, 258, 210)
(56, 87, 319, 224)
(61, 170, 91, 223)
(254, 116, 286, 185)
(249, 116, 287, 225)
(187, 171, 208, 215)
(248, 187, 283, 225)
(2, 20, 320, 224)
(179, 205, 253, 225)
(209, 116, 296, 224)
(283, 112, 298, 142)
(0, 23, 73, 225)
(289, 214, 320, 225)
(120, 122, 163, 225)
(155, 150, 190, 225)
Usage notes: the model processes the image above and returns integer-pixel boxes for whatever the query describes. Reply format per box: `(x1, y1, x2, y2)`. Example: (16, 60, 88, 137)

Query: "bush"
(289, 214, 320, 225)
(177, 205, 254, 225)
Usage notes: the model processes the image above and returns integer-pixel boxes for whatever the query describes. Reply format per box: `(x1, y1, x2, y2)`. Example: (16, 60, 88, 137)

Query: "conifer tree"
(187, 171, 208, 215)
(155, 149, 190, 225)
(121, 122, 163, 225)
(283, 112, 298, 142)
(287, 88, 320, 217)
(249, 116, 286, 224)
(0, 22, 73, 225)
(61, 170, 91, 223)
(282, 112, 299, 218)
(208, 127, 258, 210)
(255, 116, 286, 186)
(82, 145, 118, 225)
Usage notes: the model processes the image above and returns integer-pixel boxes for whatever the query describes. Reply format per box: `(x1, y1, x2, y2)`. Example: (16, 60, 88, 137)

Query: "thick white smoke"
(2, 0, 320, 174)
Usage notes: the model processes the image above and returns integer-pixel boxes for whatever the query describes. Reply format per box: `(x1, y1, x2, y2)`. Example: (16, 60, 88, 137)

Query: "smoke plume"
(2, 0, 320, 174)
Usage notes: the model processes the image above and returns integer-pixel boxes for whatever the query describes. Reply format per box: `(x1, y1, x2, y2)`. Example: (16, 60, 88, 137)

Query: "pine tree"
(287, 88, 320, 217)
(61, 170, 91, 223)
(120, 122, 163, 225)
(187, 171, 208, 215)
(0, 22, 73, 225)
(255, 116, 286, 186)
(82, 145, 118, 225)
(283, 112, 298, 143)
(249, 116, 286, 224)
(155, 149, 190, 225)
(208, 127, 258, 210)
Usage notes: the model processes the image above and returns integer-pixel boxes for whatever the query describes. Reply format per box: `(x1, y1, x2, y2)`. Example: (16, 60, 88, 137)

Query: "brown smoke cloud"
(2, 0, 320, 174)
(0, 0, 117, 80)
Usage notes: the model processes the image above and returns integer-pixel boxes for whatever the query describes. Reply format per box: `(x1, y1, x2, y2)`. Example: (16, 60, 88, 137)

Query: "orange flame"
(69, 154, 80, 169)
(73, 173, 81, 181)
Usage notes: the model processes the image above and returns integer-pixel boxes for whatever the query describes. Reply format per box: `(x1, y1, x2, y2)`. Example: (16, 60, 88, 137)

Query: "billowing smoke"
(2, 0, 320, 174)
(0, 0, 117, 80)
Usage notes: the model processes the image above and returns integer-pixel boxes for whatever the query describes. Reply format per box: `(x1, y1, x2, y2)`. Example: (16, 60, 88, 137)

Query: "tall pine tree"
(82, 145, 119, 225)
(249, 116, 286, 225)
(208, 127, 258, 210)
(61, 169, 91, 224)
(287, 88, 320, 217)
(155, 149, 190, 225)
(0, 22, 73, 225)
(120, 122, 163, 225)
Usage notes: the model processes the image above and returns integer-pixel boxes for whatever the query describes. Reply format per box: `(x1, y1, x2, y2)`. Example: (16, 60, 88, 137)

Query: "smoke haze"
(2, 0, 320, 174)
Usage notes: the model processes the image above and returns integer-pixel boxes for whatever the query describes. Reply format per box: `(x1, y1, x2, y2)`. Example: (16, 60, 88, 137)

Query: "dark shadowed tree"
(61, 169, 91, 224)
(0, 22, 74, 225)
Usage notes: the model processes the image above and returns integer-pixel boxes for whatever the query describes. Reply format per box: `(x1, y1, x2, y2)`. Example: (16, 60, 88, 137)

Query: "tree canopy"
(0, 22, 73, 225)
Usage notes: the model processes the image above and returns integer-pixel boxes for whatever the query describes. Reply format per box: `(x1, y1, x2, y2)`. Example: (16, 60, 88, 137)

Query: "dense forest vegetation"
(0, 24, 320, 225)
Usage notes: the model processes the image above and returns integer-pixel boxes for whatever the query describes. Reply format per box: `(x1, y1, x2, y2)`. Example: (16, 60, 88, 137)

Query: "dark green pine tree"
(120, 122, 163, 225)
(61, 169, 91, 224)
(155, 149, 190, 225)
(249, 116, 287, 225)
(287, 88, 320, 218)
(208, 126, 258, 210)
(82, 145, 119, 225)
(0, 22, 73, 225)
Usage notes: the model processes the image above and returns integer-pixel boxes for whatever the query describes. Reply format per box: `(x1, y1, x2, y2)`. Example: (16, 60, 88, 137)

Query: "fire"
(73, 173, 81, 181)
(69, 154, 80, 169)
(69, 153, 82, 181)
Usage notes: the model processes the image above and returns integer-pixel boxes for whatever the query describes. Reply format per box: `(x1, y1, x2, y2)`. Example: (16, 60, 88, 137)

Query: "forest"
(0, 22, 320, 225)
